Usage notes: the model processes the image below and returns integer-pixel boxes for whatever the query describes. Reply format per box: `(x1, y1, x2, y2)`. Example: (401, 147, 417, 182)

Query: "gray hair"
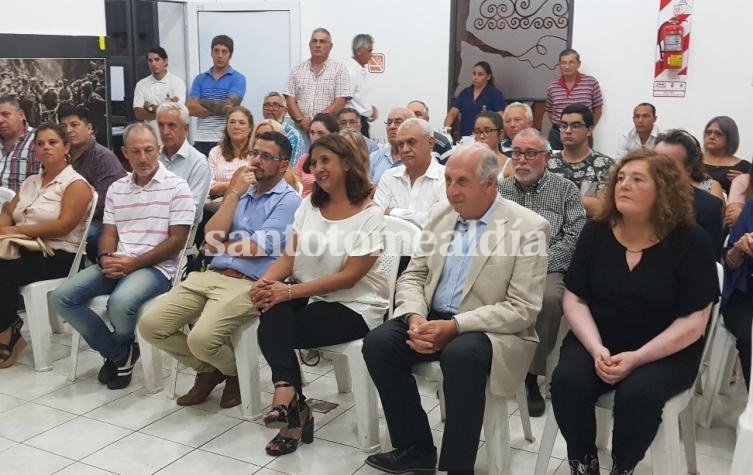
(504, 102, 533, 122)
(311, 27, 332, 42)
(156, 101, 190, 124)
(352, 34, 374, 53)
(515, 127, 550, 151)
(123, 122, 158, 146)
(397, 117, 432, 137)
(451, 143, 500, 182)
(264, 91, 284, 101)
(0, 95, 21, 110)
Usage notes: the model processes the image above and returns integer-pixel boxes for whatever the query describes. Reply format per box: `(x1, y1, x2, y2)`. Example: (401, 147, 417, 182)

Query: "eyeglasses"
(559, 122, 586, 131)
(473, 127, 499, 137)
(263, 102, 284, 109)
(339, 119, 360, 127)
(248, 150, 282, 162)
(384, 119, 404, 127)
(510, 150, 546, 160)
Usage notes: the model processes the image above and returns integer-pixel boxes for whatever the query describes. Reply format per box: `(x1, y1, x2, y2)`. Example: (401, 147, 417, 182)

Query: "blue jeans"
(50, 265, 170, 361)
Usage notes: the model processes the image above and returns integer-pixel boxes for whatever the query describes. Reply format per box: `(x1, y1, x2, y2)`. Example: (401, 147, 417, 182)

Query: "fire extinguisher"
(659, 18, 684, 71)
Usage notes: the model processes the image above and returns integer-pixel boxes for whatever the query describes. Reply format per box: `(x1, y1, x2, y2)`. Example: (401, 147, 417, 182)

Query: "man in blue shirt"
(139, 131, 301, 409)
(187, 35, 247, 156)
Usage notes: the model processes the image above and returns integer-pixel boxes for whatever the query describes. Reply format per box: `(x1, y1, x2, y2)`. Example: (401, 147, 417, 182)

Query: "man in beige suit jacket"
(363, 143, 550, 474)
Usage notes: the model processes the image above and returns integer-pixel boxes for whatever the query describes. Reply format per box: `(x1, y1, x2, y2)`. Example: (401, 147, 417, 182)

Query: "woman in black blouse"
(550, 149, 719, 474)
(702, 115, 749, 194)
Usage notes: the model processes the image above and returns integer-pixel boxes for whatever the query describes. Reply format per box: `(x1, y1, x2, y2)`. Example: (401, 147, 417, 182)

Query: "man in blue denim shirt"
(139, 131, 300, 408)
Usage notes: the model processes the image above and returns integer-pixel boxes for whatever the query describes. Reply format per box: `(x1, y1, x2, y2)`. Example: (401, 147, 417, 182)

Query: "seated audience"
(363, 143, 549, 474)
(339, 128, 371, 171)
(406, 100, 453, 161)
(139, 131, 300, 407)
(156, 102, 211, 223)
(726, 170, 753, 228)
(207, 106, 254, 200)
(254, 119, 300, 192)
(251, 134, 388, 456)
(550, 149, 718, 474)
(374, 118, 445, 228)
(337, 107, 380, 153)
(0, 123, 93, 368)
(498, 128, 586, 417)
(702, 115, 749, 194)
(294, 113, 339, 196)
(654, 129, 725, 258)
(474, 110, 511, 180)
(721, 197, 753, 392)
(261, 91, 306, 164)
(501, 101, 534, 154)
(57, 105, 126, 261)
(614, 102, 660, 159)
(50, 123, 195, 389)
(548, 103, 615, 217)
(370, 107, 415, 184)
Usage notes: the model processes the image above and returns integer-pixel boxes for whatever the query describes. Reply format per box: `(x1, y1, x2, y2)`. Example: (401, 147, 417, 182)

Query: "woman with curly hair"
(550, 149, 719, 474)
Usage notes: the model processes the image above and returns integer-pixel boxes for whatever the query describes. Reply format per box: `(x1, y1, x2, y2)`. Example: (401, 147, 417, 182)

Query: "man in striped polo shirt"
(545, 49, 603, 150)
(51, 123, 196, 390)
(187, 35, 247, 156)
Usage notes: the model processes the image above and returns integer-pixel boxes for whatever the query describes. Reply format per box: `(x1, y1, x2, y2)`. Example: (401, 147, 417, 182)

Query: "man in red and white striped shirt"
(51, 123, 195, 390)
(545, 49, 603, 150)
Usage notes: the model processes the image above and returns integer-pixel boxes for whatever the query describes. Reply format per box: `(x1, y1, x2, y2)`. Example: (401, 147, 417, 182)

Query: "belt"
(212, 268, 253, 281)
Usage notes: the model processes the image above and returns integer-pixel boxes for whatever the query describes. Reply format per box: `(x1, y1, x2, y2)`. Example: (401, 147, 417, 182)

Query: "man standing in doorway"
(133, 46, 186, 143)
(545, 49, 603, 150)
(187, 35, 247, 156)
(284, 28, 351, 134)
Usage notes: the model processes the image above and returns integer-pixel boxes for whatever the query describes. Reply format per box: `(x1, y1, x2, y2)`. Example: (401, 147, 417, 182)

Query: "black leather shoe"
(97, 359, 116, 384)
(526, 375, 545, 417)
(365, 446, 437, 474)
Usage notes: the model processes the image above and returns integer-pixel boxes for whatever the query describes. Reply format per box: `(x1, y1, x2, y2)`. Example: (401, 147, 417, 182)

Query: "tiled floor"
(1, 322, 746, 475)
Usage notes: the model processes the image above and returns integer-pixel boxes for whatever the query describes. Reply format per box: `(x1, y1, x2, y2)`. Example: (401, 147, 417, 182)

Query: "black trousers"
(362, 316, 492, 472)
(551, 334, 698, 469)
(257, 299, 370, 397)
(721, 291, 752, 389)
(0, 250, 75, 331)
(360, 115, 370, 138)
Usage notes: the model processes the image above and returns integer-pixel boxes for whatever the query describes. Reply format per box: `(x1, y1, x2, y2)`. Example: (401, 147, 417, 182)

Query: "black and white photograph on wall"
(0, 58, 108, 145)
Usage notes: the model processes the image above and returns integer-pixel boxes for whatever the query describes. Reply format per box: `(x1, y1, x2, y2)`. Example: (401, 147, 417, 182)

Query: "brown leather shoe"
(176, 369, 225, 406)
(220, 375, 242, 408)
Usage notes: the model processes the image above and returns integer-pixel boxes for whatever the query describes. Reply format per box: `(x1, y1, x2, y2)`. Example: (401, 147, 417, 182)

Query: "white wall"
(572, 0, 753, 159)
(1, 0, 105, 36)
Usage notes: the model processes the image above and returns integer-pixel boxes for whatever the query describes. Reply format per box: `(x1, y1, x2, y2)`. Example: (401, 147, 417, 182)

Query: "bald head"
(406, 100, 429, 122)
(386, 107, 415, 145)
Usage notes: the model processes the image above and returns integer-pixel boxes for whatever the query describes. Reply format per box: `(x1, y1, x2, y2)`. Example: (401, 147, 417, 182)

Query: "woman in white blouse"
(0, 123, 92, 368)
(251, 133, 388, 456)
(206, 106, 254, 199)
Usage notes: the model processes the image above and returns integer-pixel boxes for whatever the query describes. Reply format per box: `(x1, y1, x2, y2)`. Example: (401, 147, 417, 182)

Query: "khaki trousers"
(138, 270, 258, 376)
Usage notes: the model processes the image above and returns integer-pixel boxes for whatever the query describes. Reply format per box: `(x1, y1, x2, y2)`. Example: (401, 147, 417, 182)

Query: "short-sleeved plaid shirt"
(1, 127, 38, 192)
(284, 59, 352, 118)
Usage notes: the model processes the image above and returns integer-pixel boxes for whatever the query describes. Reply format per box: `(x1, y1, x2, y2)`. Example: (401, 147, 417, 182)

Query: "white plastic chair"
(697, 317, 740, 428)
(0, 186, 15, 207)
(20, 193, 97, 371)
(730, 322, 753, 474)
(534, 262, 724, 475)
(165, 216, 418, 451)
(405, 362, 534, 475)
(68, 223, 196, 393)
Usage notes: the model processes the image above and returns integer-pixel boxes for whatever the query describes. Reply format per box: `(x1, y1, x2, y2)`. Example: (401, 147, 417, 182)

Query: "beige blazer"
(394, 199, 551, 397)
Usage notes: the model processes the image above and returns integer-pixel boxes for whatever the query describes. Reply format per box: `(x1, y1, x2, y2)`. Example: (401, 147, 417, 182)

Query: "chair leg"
(331, 351, 352, 393)
(534, 402, 559, 475)
(438, 383, 447, 422)
(68, 331, 81, 382)
(137, 330, 163, 394)
(345, 343, 380, 452)
(22, 291, 53, 371)
(167, 358, 179, 399)
(679, 404, 698, 474)
(720, 345, 739, 396)
(651, 412, 683, 475)
(698, 328, 735, 427)
(595, 406, 611, 450)
(515, 385, 534, 442)
(231, 318, 262, 420)
(483, 390, 511, 475)
(47, 292, 65, 334)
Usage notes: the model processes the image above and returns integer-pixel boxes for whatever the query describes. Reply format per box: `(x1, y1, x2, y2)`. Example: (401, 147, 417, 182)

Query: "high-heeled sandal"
(0, 318, 27, 369)
(265, 401, 314, 456)
(263, 382, 301, 429)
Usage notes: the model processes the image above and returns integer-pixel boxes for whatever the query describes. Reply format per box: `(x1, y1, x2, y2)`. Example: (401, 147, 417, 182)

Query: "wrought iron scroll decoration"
(474, 0, 570, 30)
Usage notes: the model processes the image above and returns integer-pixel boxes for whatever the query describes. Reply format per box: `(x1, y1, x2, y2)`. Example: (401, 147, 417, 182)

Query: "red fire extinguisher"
(659, 18, 684, 70)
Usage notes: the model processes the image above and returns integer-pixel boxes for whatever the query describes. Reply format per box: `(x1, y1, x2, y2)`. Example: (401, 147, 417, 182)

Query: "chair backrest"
(0, 186, 15, 206)
(380, 216, 421, 319)
(67, 191, 98, 278)
(697, 262, 725, 380)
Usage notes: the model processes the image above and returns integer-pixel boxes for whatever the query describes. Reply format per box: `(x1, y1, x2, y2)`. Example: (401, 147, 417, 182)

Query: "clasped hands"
(593, 345, 641, 385)
(405, 314, 457, 354)
(100, 254, 137, 279)
(250, 278, 289, 313)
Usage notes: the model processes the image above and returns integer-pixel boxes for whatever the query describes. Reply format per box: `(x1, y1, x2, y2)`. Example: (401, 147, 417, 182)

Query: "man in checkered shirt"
(284, 28, 351, 135)
(498, 127, 586, 418)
